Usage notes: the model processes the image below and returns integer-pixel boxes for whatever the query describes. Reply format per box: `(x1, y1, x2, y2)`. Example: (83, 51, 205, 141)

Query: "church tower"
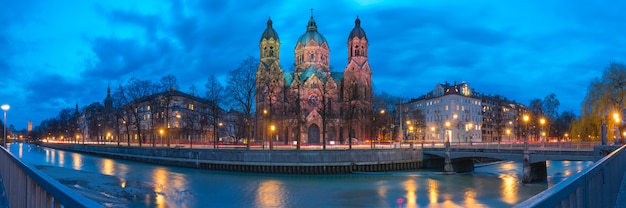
(343, 16, 373, 140)
(294, 13, 330, 76)
(256, 18, 285, 146)
(104, 83, 113, 109)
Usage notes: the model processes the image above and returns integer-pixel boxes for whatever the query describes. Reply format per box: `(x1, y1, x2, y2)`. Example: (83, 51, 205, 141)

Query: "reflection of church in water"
(255, 13, 373, 145)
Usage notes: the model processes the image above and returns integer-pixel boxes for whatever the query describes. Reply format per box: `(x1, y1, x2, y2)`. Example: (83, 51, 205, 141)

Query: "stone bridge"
(421, 143, 609, 183)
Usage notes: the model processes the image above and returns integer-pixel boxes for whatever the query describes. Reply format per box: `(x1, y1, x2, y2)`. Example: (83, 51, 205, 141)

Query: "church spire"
(107, 82, 111, 97)
(307, 8, 318, 32)
(104, 83, 113, 109)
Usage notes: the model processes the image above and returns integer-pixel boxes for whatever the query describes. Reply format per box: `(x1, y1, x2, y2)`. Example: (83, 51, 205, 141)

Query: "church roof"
(297, 16, 327, 46)
(260, 18, 279, 42)
(284, 73, 294, 85)
(348, 17, 367, 40)
(330, 72, 344, 81)
(299, 65, 327, 81)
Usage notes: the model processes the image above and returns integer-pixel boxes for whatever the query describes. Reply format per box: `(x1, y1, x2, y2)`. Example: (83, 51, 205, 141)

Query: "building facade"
(402, 82, 483, 143)
(402, 82, 527, 143)
(78, 87, 227, 146)
(255, 14, 373, 145)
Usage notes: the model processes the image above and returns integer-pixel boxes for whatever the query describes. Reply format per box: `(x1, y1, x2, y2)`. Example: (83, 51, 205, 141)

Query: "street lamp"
(270, 124, 275, 150)
(444, 121, 451, 142)
(523, 114, 530, 144)
(1, 104, 9, 148)
(506, 129, 511, 143)
(539, 118, 548, 146)
(159, 128, 164, 146)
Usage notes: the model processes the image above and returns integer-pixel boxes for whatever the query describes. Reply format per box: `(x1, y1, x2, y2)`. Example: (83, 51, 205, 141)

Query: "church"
(255, 13, 373, 147)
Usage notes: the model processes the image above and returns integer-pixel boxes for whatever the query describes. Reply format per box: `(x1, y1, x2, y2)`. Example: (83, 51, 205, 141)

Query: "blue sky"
(1, 0, 625, 130)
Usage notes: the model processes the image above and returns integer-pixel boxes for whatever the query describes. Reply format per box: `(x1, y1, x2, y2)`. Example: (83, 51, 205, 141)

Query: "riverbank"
(35, 165, 159, 207)
(41, 143, 423, 174)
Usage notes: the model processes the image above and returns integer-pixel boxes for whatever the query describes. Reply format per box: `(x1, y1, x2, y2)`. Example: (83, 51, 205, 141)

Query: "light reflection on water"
(8, 143, 593, 208)
(255, 180, 285, 208)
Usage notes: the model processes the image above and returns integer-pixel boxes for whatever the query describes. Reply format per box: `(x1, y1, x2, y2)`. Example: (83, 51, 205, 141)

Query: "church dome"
(260, 18, 279, 42)
(348, 17, 367, 40)
(297, 16, 327, 45)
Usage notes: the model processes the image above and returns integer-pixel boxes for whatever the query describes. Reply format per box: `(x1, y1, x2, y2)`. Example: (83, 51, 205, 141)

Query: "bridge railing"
(420, 141, 598, 151)
(514, 145, 626, 208)
(0, 146, 103, 208)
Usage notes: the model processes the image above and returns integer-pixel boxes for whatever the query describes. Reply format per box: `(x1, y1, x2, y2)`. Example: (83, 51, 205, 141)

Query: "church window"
(310, 54, 315, 61)
(270, 46, 274, 57)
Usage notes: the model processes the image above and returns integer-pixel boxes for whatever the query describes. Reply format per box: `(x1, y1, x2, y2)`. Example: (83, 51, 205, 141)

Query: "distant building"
(401, 82, 528, 143)
(481, 95, 519, 142)
(119, 88, 225, 146)
(255, 14, 373, 145)
(402, 82, 483, 143)
(78, 87, 226, 146)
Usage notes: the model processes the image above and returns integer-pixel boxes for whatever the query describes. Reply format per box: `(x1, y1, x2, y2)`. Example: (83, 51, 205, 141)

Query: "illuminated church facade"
(255, 14, 373, 146)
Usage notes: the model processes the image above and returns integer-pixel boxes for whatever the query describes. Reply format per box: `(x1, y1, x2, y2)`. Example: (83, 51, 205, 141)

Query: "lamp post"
(218, 122, 223, 148)
(522, 113, 531, 183)
(263, 109, 267, 150)
(159, 128, 164, 147)
(1, 104, 10, 148)
(613, 113, 622, 144)
(539, 118, 548, 148)
(270, 124, 275, 150)
(443, 120, 453, 173)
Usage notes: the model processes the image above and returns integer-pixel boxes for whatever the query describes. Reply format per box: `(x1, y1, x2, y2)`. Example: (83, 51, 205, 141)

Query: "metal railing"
(0, 147, 103, 208)
(514, 145, 626, 208)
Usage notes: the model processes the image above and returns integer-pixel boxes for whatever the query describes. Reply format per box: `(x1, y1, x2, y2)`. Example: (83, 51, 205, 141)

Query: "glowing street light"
(506, 129, 511, 143)
(270, 124, 276, 150)
(522, 114, 529, 143)
(540, 118, 546, 144)
(1, 104, 9, 148)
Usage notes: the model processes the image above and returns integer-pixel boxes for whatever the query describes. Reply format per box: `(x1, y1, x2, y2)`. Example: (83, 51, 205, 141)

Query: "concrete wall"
(43, 144, 423, 174)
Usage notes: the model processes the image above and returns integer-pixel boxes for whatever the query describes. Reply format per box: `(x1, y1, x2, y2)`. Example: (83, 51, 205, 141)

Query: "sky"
(1, 0, 625, 130)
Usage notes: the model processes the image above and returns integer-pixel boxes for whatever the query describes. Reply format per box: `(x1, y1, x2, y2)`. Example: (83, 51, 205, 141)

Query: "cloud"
(3, 0, 626, 129)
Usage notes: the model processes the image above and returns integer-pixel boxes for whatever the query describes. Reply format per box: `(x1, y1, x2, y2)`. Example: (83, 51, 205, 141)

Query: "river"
(8, 143, 592, 207)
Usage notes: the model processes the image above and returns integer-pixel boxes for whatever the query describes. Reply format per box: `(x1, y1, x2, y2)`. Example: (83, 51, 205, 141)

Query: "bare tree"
(112, 90, 133, 146)
(227, 56, 258, 149)
(319, 77, 337, 149)
(286, 76, 306, 150)
(114, 77, 158, 147)
(257, 61, 282, 150)
(206, 74, 226, 149)
(343, 79, 359, 149)
(159, 75, 179, 92)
